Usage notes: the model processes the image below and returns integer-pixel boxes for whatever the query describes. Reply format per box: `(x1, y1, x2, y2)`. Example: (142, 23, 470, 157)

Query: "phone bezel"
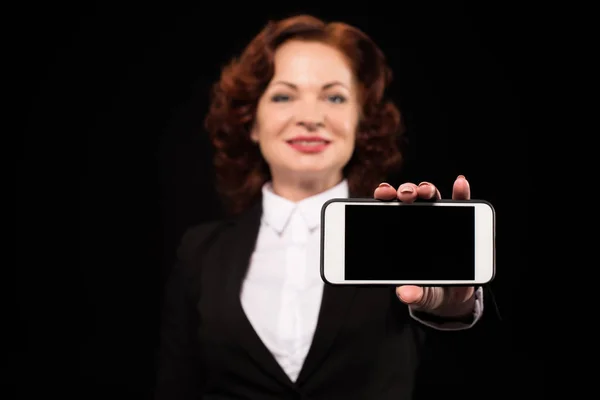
(320, 198, 496, 286)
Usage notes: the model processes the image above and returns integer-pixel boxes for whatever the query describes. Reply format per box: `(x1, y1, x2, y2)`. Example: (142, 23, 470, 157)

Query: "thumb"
(396, 285, 423, 304)
(397, 286, 444, 311)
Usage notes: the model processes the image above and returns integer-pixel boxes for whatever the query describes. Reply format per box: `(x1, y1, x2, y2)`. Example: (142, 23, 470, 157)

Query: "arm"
(408, 286, 484, 331)
(154, 261, 203, 400)
(154, 224, 220, 399)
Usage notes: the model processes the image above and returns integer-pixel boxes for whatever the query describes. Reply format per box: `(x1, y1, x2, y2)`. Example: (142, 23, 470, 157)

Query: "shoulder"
(166, 220, 229, 296)
(176, 200, 263, 266)
(176, 220, 228, 265)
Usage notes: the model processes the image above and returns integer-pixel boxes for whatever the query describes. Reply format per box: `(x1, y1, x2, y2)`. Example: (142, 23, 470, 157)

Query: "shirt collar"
(261, 179, 349, 234)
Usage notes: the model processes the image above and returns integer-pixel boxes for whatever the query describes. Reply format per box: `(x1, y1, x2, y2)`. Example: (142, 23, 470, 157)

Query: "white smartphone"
(320, 198, 496, 286)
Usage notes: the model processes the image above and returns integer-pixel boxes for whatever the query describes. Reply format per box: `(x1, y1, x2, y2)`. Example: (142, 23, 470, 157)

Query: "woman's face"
(251, 40, 360, 187)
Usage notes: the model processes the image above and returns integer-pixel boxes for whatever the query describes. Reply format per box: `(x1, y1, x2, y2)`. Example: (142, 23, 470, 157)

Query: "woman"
(155, 14, 483, 400)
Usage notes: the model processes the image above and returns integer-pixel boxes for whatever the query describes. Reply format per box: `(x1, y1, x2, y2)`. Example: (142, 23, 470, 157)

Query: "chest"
(189, 220, 416, 390)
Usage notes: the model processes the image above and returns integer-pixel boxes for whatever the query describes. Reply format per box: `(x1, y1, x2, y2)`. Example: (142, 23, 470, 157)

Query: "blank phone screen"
(344, 204, 475, 280)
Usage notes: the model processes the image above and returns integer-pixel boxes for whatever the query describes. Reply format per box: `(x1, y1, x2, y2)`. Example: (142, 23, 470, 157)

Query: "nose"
(296, 100, 325, 131)
(298, 120, 324, 131)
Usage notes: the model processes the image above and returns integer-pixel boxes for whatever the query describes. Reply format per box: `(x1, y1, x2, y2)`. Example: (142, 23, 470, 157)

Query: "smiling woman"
(155, 14, 485, 400)
(204, 15, 404, 215)
(249, 40, 360, 202)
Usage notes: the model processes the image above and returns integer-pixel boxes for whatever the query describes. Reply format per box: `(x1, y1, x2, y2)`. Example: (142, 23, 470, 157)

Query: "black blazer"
(154, 200, 477, 400)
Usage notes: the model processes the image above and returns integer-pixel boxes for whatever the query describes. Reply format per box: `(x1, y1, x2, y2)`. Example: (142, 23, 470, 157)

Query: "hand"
(373, 175, 476, 318)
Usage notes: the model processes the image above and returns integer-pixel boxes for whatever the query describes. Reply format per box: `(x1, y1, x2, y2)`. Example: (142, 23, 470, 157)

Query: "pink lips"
(286, 136, 331, 154)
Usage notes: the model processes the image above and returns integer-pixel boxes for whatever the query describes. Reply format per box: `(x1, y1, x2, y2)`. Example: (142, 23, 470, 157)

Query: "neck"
(270, 172, 343, 203)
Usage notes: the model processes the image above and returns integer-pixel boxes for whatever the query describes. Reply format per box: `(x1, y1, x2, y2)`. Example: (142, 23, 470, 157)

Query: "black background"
(16, 2, 536, 398)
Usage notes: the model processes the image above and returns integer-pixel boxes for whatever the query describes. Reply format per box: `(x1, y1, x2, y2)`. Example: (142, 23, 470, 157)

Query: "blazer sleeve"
(154, 223, 221, 400)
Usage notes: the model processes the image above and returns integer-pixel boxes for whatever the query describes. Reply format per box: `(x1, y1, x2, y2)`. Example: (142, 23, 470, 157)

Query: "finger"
(452, 175, 471, 200)
(374, 182, 398, 200)
(395, 285, 423, 304)
(408, 287, 445, 310)
(417, 181, 441, 200)
(396, 183, 419, 203)
(418, 287, 476, 317)
(451, 286, 476, 302)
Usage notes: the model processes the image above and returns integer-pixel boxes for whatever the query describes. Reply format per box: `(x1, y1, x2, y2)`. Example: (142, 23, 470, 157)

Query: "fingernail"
(418, 182, 430, 187)
(399, 185, 414, 194)
(457, 175, 465, 180)
(378, 182, 392, 188)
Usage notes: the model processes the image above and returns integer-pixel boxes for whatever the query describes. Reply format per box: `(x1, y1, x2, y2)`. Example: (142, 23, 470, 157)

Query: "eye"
(271, 94, 292, 102)
(327, 94, 347, 104)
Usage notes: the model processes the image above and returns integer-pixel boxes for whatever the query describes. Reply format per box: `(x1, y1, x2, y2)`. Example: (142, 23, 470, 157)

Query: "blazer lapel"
(220, 188, 360, 387)
(296, 190, 362, 385)
(221, 200, 295, 388)
(295, 285, 357, 385)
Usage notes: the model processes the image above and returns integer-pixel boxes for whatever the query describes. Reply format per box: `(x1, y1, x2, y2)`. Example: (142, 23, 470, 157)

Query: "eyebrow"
(271, 80, 350, 90)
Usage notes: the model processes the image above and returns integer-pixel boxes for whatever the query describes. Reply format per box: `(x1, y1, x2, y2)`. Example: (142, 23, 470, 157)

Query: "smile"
(286, 138, 331, 153)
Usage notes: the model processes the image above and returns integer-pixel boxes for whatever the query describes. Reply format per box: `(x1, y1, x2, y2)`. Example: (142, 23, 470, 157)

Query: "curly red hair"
(204, 15, 404, 216)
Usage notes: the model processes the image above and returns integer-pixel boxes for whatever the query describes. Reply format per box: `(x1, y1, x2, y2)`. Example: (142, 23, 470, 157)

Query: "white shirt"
(240, 179, 483, 382)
